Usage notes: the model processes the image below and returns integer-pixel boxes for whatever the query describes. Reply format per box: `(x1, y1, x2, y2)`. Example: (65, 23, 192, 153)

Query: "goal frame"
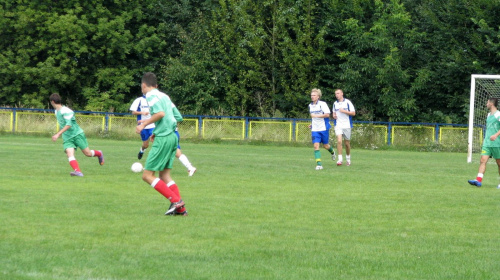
(467, 74, 500, 163)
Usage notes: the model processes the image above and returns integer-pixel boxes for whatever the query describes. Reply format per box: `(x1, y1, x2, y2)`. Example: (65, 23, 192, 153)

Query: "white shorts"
(335, 127, 351, 140)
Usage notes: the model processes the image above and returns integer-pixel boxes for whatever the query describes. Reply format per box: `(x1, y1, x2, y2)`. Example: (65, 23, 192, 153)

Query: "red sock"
(93, 150, 102, 157)
(69, 160, 80, 172)
(167, 181, 181, 198)
(153, 180, 179, 202)
(477, 177, 483, 182)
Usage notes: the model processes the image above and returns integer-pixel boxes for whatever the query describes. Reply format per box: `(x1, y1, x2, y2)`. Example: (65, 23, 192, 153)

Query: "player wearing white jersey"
(309, 88, 336, 170)
(332, 89, 355, 166)
(130, 95, 155, 159)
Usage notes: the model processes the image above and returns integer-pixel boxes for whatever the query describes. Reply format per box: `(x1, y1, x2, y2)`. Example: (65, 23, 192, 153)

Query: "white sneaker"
(331, 152, 336, 161)
(337, 161, 342, 166)
(346, 161, 351, 166)
(315, 165, 323, 170)
(497, 184, 500, 189)
(188, 167, 197, 177)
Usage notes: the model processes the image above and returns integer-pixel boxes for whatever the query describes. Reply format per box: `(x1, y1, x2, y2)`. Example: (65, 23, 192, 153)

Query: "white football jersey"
(309, 100, 331, 132)
(333, 98, 355, 129)
(130, 96, 155, 129)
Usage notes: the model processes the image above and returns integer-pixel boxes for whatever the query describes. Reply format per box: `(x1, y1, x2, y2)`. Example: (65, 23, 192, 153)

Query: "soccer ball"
(131, 162, 143, 173)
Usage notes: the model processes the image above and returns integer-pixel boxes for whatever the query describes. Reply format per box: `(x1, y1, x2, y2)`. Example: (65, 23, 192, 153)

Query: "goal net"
(467, 74, 500, 163)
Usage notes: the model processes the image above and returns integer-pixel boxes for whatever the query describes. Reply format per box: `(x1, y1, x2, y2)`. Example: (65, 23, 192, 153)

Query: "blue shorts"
(175, 130, 181, 149)
(140, 128, 154, 142)
(311, 130, 330, 144)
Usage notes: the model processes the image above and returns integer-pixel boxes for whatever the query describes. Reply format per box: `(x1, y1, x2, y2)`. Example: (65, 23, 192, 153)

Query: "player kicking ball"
(50, 93, 104, 177)
(468, 98, 500, 189)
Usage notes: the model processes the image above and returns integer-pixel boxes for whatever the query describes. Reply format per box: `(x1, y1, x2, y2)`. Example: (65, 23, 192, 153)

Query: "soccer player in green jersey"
(50, 93, 104, 177)
(136, 72, 188, 215)
(468, 98, 500, 188)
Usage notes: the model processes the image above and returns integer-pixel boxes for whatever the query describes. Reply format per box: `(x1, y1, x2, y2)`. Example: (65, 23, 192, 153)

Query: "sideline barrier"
(0, 108, 477, 150)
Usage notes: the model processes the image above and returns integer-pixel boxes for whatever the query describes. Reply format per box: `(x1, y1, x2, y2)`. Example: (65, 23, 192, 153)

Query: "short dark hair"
(49, 93, 62, 104)
(489, 98, 498, 107)
(142, 72, 157, 87)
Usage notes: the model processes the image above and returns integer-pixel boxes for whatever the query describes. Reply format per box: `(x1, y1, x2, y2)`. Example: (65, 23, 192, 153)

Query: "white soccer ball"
(131, 162, 143, 173)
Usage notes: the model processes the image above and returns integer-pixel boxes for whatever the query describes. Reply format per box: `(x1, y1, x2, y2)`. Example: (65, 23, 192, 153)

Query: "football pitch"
(1, 135, 499, 279)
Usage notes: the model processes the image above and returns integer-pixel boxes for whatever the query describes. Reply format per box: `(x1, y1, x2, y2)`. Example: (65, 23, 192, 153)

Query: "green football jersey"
(55, 106, 84, 141)
(146, 89, 177, 137)
(483, 110, 500, 147)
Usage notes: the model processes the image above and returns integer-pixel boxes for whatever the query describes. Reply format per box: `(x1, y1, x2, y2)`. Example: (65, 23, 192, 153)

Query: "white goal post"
(468, 74, 500, 163)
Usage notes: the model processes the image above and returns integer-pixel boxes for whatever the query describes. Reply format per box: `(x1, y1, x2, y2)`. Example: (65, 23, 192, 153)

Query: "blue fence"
(0, 107, 472, 147)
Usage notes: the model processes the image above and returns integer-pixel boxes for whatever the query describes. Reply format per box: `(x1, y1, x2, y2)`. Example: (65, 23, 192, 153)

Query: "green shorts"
(481, 146, 500, 159)
(145, 133, 178, 171)
(63, 133, 88, 152)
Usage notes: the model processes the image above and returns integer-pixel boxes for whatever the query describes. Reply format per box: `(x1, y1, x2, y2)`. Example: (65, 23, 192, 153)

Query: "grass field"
(1, 134, 499, 280)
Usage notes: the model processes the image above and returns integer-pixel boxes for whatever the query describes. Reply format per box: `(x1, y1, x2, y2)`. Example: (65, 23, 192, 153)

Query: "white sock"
(346, 155, 351, 161)
(178, 154, 193, 170)
(338, 155, 343, 162)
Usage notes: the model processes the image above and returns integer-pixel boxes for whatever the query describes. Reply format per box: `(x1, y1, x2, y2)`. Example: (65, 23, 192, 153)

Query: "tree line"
(1, 0, 499, 123)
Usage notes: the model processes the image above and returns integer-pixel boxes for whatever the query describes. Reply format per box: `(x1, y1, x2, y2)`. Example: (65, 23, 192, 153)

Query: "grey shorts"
(335, 128, 351, 140)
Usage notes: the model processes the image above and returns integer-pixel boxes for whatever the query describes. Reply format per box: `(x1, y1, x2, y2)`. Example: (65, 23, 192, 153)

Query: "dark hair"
(49, 93, 62, 104)
(141, 72, 157, 87)
(489, 98, 498, 107)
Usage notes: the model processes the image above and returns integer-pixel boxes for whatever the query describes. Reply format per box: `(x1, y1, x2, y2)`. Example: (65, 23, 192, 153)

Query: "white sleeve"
(321, 102, 331, 114)
(347, 100, 355, 112)
(130, 98, 140, 111)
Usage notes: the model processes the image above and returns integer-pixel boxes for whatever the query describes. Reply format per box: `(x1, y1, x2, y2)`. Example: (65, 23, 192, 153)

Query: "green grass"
(0, 134, 499, 280)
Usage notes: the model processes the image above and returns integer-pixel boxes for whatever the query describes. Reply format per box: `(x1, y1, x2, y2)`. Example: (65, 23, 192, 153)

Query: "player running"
(136, 72, 188, 215)
(50, 93, 104, 177)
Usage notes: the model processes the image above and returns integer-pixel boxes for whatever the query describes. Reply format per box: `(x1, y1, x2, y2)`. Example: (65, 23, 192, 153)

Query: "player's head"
(49, 93, 62, 105)
(311, 88, 322, 101)
(141, 72, 157, 93)
(335, 89, 344, 101)
(488, 98, 498, 109)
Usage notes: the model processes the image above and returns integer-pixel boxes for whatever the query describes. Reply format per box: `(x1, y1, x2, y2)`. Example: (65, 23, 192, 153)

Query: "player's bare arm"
(52, 125, 71, 141)
(131, 111, 149, 116)
(339, 108, 356, 116)
(490, 129, 500, 141)
(310, 113, 330, 118)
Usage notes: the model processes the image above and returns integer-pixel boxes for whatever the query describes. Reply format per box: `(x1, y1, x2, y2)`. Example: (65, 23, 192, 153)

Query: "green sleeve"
(173, 106, 183, 122)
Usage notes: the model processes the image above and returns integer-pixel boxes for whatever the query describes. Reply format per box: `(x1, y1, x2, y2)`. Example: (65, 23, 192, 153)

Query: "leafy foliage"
(1, 0, 500, 122)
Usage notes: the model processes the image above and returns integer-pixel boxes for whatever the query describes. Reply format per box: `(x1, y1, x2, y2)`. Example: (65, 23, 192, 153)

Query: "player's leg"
(336, 133, 343, 166)
(344, 129, 352, 166)
(175, 131, 196, 176)
(138, 129, 152, 159)
(65, 147, 83, 176)
(77, 134, 103, 165)
(143, 134, 185, 215)
(162, 134, 187, 215)
(468, 153, 489, 187)
(160, 168, 187, 215)
(312, 132, 322, 170)
(322, 131, 335, 160)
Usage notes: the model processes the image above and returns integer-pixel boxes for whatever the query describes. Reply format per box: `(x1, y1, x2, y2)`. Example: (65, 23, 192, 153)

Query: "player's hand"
(491, 135, 498, 141)
(51, 134, 60, 142)
(136, 124, 145, 134)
